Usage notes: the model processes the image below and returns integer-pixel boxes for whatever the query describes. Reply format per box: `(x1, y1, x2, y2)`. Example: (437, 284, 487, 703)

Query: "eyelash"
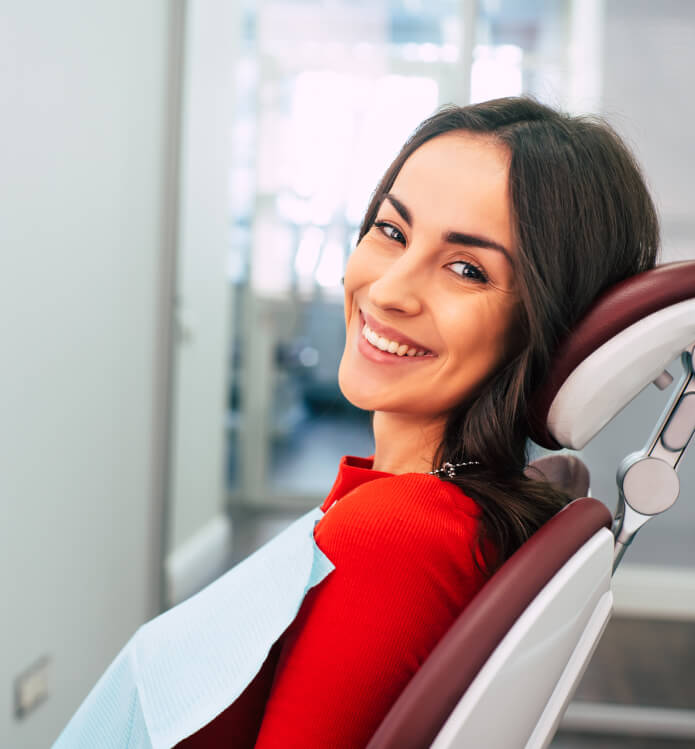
(372, 220, 489, 284)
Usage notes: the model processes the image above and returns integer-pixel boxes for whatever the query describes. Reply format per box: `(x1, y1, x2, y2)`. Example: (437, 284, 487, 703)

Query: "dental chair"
(367, 260, 695, 749)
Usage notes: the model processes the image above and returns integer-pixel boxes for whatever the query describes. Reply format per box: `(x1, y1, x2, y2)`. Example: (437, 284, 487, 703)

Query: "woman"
(56, 97, 659, 749)
(177, 97, 659, 747)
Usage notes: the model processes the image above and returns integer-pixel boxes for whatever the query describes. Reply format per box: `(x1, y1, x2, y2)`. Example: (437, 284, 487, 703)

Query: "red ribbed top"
(177, 456, 487, 749)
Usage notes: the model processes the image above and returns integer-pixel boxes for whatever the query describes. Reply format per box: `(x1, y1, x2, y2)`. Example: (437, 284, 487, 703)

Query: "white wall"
(0, 2, 178, 746)
(601, 0, 695, 260)
(165, 0, 239, 607)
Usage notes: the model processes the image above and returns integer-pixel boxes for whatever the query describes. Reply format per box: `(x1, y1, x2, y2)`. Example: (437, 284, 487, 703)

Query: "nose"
(367, 252, 424, 316)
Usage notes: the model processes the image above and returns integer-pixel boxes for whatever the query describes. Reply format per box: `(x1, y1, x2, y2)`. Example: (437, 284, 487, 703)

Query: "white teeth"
(361, 321, 430, 357)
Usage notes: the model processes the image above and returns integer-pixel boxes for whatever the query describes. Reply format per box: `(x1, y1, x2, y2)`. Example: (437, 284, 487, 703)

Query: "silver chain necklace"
(428, 460, 481, 478)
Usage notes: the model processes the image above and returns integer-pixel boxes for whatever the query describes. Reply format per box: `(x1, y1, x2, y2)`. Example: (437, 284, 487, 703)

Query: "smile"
(361, 322, 433, 357)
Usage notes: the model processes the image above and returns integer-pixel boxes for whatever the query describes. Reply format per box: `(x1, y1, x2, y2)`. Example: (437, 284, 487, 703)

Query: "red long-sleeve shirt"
(177, 455, 488, 748)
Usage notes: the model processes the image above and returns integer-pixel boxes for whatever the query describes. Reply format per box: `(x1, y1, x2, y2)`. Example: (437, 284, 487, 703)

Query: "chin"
(337, 364, 370, 412)
(338, 375, 415, 415)
(338, 357, 390, 413)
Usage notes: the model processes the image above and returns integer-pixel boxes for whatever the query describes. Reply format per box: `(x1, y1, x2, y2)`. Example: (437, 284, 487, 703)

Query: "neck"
(371, 411, 446, 474)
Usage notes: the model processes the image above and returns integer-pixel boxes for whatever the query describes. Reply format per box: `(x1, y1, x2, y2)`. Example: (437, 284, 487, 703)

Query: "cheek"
(342, 243, 372, 317)
(342, 254, 357, 327)
(447, 295, 518, 365)
(343, 242, 371, 289)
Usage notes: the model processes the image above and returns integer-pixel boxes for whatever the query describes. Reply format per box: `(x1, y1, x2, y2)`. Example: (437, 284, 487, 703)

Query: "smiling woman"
(58, 97, 661, 749)
(339, 97, 660, 571)
(193, 98, 658, 748)
(171, 98, 660, 749)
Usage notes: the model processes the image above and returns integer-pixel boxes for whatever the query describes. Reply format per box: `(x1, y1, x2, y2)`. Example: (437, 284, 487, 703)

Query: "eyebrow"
(382, 193, 513, 266)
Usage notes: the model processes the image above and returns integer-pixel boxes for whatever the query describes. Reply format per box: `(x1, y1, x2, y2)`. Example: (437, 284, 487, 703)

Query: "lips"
(359, 310, 434, 355)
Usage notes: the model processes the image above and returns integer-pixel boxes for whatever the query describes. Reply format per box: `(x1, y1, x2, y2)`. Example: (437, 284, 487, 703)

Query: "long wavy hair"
(358, 97, 660, 573)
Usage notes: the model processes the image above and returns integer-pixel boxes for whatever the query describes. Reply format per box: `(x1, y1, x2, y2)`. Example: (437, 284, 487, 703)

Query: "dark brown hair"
(359, 97, 660, 573)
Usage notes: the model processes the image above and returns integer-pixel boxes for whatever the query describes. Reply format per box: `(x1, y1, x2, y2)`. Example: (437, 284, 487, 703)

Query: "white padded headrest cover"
(547, 298, 695, 450)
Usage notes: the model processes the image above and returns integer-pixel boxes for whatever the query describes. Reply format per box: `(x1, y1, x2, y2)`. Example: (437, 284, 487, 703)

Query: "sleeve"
(253, 476, 485, 749)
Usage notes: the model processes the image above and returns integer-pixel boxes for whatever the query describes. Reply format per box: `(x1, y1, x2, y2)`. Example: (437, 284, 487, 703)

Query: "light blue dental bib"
(53, 507, 334, 749)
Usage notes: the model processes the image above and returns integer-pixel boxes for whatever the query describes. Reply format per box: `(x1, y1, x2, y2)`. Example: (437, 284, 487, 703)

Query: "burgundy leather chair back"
(366, 498, 611, 749)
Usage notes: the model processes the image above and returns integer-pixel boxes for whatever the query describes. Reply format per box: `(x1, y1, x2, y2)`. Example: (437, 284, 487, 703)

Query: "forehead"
(390, 132, 512, 243)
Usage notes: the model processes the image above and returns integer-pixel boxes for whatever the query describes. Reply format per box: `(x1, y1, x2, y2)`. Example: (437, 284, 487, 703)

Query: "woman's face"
(339, 132, 520, 420)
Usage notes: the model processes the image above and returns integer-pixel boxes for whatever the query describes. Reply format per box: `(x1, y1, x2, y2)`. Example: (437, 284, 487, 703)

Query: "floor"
(551, 618, 695, 747)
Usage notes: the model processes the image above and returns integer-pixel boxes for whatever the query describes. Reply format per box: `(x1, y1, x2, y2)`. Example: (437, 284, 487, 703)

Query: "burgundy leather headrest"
(529, 260, 695, 449)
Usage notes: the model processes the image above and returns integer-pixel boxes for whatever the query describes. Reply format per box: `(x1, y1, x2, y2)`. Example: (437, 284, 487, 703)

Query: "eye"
(448, 260, 488, 284)
(373, 220, 406, 245)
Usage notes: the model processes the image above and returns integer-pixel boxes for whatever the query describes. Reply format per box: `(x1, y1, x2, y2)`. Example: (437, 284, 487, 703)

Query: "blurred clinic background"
(2, 1, 695, 747)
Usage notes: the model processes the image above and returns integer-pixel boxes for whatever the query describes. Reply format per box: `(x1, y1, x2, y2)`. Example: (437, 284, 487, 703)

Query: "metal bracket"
(612, 343, 695, 569)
